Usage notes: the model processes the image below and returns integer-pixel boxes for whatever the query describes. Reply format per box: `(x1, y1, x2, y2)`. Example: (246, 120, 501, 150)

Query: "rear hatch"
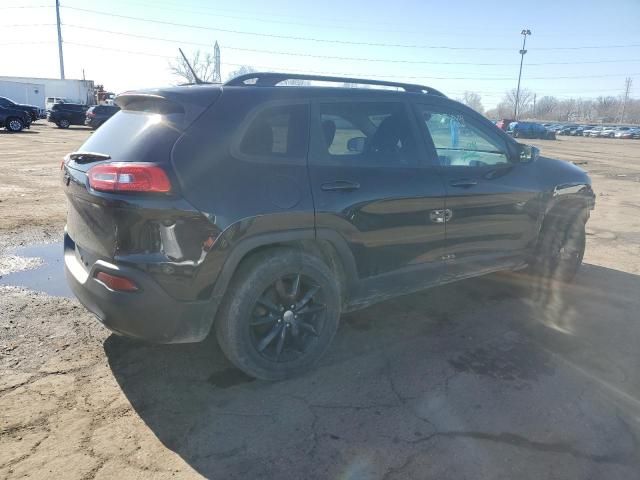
(63, 86, 222, 259)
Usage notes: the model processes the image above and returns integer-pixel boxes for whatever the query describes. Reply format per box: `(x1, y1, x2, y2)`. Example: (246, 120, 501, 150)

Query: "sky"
(2, 0, 640, 109)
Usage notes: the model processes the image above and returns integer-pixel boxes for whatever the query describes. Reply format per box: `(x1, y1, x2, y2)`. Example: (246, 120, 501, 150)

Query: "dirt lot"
(1, 122, 640, 479)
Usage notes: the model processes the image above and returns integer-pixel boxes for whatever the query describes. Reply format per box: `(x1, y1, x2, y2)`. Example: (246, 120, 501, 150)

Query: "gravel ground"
(1, 123, 640, 479)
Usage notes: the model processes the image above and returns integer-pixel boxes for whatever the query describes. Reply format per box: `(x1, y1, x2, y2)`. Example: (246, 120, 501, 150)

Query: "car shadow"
(105, 263, 640, 478)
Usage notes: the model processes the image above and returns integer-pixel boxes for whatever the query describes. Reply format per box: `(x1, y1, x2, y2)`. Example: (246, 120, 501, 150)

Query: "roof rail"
(224, 72, 446, 97)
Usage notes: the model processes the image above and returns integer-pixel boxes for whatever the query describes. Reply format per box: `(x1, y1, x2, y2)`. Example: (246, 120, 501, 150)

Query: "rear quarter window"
(236, 103, 309, 162)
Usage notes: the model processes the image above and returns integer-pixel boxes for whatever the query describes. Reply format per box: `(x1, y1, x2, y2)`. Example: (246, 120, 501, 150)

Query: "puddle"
(0, 242, 72, 297)
(208, 368, 255, 388)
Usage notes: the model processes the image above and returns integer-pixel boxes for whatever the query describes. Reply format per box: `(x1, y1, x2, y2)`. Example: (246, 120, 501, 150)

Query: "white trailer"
(0, 80, 46, 108)
(0, 76, 95, 109)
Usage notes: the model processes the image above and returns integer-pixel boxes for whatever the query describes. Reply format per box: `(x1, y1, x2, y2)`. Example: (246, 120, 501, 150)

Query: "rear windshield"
(77, 110, 182, 164)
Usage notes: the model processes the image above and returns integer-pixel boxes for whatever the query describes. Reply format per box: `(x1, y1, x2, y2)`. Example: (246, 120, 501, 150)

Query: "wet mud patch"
(449, 332, 555, 387)
(0, 242, 71, 297)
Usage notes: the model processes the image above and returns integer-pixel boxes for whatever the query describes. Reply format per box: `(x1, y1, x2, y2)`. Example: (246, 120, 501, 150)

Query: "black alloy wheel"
(250, 273, 326, 362)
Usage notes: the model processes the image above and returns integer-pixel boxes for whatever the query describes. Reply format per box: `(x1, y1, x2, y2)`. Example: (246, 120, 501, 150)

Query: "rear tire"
(57, 119, 70, 128)
(215, 248, 341, 381)
(5, 117, 24, 132)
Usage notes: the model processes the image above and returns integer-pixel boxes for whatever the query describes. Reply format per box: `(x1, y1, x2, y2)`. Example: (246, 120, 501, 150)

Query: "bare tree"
(534, 96, 558, 119)
(169, 49, 218, 84)
(226, 65, 257, 82)
(499, 88, 535, 119)
(459, 91, 484, 113)
(594, 96, 619, 122)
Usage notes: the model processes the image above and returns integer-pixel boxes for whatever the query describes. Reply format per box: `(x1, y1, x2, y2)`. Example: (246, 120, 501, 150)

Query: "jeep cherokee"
(62, 73, 595, 380)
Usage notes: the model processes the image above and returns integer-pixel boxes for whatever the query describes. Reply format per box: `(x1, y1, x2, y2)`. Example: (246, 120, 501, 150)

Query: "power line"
(1, 23, 57, 27)
(60, 24, 640, 68)
(61, 6, 640, 52)
(61, 40, 639, 82)
(60, 6, 513, 50)
(3, 5, 51, 8)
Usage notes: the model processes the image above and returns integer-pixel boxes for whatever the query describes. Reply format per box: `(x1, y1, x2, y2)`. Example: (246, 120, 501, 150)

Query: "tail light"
(88, 163, 171, 193)
(95, 271, 138, 292)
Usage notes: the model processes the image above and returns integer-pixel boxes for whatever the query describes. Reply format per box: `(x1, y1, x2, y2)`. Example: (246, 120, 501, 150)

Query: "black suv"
(85, 104, 120, 129)
(0, 96, 38, 123)
(48, 103, 88, 128)
(63, 73, 595, 380)
(0, 105, 31, 132)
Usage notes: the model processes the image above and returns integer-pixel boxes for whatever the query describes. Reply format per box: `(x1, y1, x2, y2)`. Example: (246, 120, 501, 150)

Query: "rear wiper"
(68, 152, 111, 164)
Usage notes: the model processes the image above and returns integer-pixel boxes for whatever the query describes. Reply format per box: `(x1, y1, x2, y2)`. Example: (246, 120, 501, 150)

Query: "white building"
(0, 76, 95, 109)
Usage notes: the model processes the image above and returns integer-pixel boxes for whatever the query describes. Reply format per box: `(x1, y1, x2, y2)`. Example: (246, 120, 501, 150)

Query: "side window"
(239, 104, 308, 159)
(315, 101, 418, 167)
(419, 107, 510, 167)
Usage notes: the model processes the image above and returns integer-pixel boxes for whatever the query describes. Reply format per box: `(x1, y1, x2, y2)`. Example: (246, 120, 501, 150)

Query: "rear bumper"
(64, 232, 216, 343)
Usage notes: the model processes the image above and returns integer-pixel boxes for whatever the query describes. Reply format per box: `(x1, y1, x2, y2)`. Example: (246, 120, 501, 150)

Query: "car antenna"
(179, 48, 202, 85)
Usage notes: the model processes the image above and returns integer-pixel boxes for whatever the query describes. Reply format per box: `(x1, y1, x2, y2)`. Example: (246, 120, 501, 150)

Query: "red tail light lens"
(95, 272, 138, 292)
(88, 163, 171, 193)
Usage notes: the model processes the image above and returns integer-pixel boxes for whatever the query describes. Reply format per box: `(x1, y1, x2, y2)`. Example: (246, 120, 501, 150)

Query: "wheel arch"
(209, 229, 359, 312)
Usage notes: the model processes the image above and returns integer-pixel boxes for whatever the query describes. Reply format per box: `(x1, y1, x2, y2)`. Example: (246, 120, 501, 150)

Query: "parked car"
(558, 125, 579, 135)
(46, 97, 69, 112)
(0, 96, 37, 123)
(495, 118, 514, 131)
(508, 121, 556, 139)
(600, 126, 617, 138)
(614, 127, 634, 139)
(62, 72, 595, 380)
(582, 126, 601, 137)
(0, 104, 31, 132)
(85, 105, 120, 129)
(47, 103, 88, 128)
(632, 128, 640, 139)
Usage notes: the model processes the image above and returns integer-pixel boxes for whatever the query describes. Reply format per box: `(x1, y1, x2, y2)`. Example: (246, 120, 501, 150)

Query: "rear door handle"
(321, 181, 360, 192)
(449, 179, 478, 188)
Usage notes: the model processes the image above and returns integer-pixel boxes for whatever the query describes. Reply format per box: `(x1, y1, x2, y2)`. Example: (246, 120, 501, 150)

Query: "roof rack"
(224, 72, 446, 97)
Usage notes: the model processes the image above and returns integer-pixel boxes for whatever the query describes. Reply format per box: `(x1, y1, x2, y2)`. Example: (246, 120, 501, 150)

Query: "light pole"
(514, 29, 531, 120)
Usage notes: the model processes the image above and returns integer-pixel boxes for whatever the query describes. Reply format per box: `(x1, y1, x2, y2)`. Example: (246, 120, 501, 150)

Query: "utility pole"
(514, 29, 531, 120)
(55, 0, 65, 79)
(619, 77, 632, 123)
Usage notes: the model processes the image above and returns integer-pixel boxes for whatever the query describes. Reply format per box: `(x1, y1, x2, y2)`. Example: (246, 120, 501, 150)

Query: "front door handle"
(449, 179, 478, 188)
(429, 209, 453, 223)
(321, 180, 361, 192)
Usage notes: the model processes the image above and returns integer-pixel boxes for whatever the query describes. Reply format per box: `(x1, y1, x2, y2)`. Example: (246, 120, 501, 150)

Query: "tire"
(215, 248, 341, 381)
(513, 131, 520, 138)
(57, 119, 70, 129)
(530, 211, 586, 282)
(5, 117, 24, 132)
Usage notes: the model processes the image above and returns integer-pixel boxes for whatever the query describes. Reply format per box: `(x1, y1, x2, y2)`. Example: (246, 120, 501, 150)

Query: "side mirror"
(519, 144, 539, 163)
(347, 137, 366, 153)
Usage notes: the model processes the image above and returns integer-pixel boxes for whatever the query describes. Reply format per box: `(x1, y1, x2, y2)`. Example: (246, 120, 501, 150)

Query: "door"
(308, 99, 447, 299)
(72, 105, 86, 124)
(415, 102, 541, 279)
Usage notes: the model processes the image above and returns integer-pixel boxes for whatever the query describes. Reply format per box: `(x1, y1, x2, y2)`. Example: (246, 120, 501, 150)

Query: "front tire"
(531, 212, 586, 282)
(215, 249, 341, 381)
(6, 117, 24, 132)
(57, 119, 70, 128)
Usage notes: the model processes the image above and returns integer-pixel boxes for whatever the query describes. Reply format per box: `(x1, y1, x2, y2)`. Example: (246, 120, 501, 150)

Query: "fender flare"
(209, 228, 360, 310)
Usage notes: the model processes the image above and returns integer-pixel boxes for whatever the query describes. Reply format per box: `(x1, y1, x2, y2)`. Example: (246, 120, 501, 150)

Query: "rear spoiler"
(114, 86, 222, 129)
